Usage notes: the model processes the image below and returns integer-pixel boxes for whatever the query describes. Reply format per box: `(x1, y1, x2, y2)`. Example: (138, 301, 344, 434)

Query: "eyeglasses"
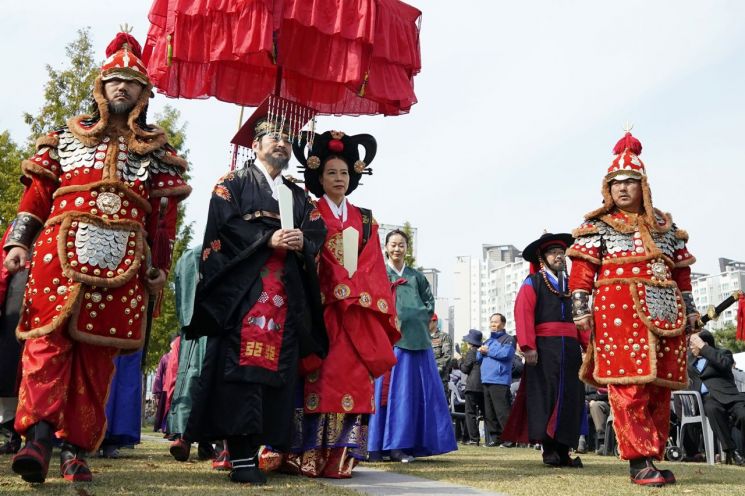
(264, 132, 290, 143)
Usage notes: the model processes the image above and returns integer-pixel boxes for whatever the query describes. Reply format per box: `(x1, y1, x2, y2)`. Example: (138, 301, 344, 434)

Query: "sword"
(698, 290, 744, 327)
(141, 197, 169, 370)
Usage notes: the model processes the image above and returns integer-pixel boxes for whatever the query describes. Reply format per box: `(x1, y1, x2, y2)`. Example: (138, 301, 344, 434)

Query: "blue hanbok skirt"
(367, 347, 457, 457)
(104, 351, 143, 447)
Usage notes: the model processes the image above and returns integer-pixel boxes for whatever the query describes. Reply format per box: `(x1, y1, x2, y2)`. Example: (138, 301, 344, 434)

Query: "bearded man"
(181, 98, 328, 485)
(503, 232, 587, 468)
(568, 130, 698, 487)
(3, 29, 189, 483)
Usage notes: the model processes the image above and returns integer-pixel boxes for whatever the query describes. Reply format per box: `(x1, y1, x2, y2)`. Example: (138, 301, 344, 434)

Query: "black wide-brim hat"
(522, 232, 574, 265)
(464, 329, 483, 346)
(293, 130, 377, 198)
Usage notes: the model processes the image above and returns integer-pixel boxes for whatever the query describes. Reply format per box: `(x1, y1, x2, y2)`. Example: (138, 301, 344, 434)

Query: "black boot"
(60, 443, 92, 482)
(629, 457, 666, 487)
(648, 458, 675, 484)
(11, 421, 53, 483)
(226, 437, 266, 485)
(725, 450, 745, 466)
(197, 441, 216, 461)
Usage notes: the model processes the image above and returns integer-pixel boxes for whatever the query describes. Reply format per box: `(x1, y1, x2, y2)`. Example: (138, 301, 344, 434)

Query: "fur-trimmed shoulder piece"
(158, 144, 188, 170)
(674, 227, 689, 241)
(35, 131, 61, 150)
(650, 208, 673, 233)
(572, 220, 600, 238)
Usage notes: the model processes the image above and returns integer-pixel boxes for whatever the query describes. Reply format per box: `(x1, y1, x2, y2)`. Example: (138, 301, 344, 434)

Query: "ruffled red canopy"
(142, 0, 421, 116)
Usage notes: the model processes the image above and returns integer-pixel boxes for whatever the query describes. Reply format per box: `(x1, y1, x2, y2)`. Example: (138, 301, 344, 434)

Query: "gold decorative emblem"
(334, 284, 351, 300)
(377, 299, 389, 313)
(307, 156, 321, 170)
(341, 393, 354, 412)
(326, 232, 344, 265)
(307, 370, 319, 383)
(359, 292, 372, 307)
(330, 131, 345, 140)
(96, 192, 122, 215)
(305, 393, 319, 411)
(353, 160, 366, 174)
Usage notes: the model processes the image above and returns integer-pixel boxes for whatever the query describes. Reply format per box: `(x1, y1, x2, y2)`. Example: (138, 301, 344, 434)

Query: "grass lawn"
(0, 438, 359, 496)
(367, 444, 745, 496)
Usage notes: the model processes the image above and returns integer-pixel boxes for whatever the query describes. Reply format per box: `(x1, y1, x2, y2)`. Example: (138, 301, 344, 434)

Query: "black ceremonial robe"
(183, 164, 327, 448)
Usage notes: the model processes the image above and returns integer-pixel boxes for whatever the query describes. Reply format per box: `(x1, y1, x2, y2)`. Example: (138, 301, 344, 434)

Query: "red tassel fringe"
(612, 132, 643, 156)
(736, 295, 745, 342)
(106, 33, 143, 58)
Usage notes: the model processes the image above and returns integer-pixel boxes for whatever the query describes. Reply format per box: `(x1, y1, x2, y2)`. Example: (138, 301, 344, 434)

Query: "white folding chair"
(672, 390, 717, 465)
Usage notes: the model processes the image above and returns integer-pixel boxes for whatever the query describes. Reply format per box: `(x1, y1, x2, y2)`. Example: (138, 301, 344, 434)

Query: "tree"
(402, 220, 417, 267)
(713, 324, 745, 354)
(23, 28, 99, 150)
(143, 105, 194, 371)
(0, 132, 25, 230)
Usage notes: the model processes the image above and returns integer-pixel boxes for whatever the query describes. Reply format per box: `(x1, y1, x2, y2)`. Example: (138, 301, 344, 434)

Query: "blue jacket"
(477, 330, 516, 386)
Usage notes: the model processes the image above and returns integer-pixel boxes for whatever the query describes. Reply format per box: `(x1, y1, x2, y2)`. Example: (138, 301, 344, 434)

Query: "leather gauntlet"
(4, 213, 42, 251)
(571, 290, 591, 321)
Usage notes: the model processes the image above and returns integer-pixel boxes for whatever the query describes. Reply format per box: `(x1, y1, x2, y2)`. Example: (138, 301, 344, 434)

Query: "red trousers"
(14, 329, 118, 452)
(608, 383, 671, 460)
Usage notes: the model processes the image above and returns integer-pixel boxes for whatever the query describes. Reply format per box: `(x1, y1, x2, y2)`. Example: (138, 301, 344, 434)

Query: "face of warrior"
(542, 246, 566, 273)
(385, 234, 407, 265)
(253, 132, 291, 172)
(319, 157, 350, 202)
(104, 78, 144, 114)
(609, 178, 643, 213)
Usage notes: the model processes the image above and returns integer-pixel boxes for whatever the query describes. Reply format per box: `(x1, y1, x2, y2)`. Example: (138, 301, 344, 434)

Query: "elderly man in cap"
(503, 232, 587, 467)
(430, 313, 453, 397)
(568, 130, 698, 487)
(182, 96, 327, 485)
(3, 28, 189, 483)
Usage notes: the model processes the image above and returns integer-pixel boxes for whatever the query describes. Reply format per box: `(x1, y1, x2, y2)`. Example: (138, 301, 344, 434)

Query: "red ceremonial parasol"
(142, 0, 422, 116)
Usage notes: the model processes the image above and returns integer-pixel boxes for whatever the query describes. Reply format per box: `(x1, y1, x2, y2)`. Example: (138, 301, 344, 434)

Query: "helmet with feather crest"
(584, 126, 669, 232)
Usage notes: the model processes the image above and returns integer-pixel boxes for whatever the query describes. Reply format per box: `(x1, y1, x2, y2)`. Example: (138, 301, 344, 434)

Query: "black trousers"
(464, 391, 484, 442)
(483, 384, 511, 441)
(703, 396, 745, 452)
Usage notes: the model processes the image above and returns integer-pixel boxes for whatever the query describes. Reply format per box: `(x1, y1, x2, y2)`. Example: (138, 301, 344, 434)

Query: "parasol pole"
(230, 105, 246, 171)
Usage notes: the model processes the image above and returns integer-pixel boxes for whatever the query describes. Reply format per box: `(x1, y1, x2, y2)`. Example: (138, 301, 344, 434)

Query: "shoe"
(59, 444, 93, 482)
(213, 449, 232, 471)
(576, 437, 587, 454)
(543, 451, 561, 467)
(0, 435, 21, 455)
(197, 441, 216, 461)
(463, 440, 479, 446)
(170, 438, 191, 462)
(390, 450, 415, 463)
(595, 444, 605, 455)
(629, 459, 666, 487)
(500, 442, 516, 448)
(101, 445, 120, 459)
(485, 441, 498, 447)
(563, 456, 583, 468)
(725, 450, 745, 466)
(11, 422, 53, 483)
(229, 454, 266, 485)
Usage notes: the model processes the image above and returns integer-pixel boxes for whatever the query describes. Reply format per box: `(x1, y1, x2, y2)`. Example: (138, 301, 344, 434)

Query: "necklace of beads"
(539, 262, 570, 298)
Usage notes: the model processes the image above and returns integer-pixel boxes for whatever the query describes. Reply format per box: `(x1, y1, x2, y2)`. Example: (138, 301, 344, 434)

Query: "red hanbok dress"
(282, 196, 399, 478)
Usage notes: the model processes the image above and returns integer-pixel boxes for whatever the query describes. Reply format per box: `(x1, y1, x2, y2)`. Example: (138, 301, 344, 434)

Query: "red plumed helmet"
(105, 32, 142, 58)
(100, 26, 149, 86)
(328, 139, 344, 153)
(606, 130, 646, 180)
(612, 132, 643, 156)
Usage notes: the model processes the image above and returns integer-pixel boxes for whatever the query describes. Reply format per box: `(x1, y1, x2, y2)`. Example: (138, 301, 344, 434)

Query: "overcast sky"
(3, 1, 744, 300)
